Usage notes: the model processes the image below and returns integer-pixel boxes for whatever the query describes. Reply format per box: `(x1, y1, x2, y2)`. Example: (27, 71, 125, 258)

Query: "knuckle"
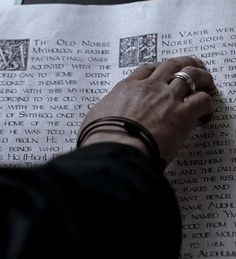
(183, 56, 196, 63)
(167, 56, 205, 70)
(141, 63, 156, 72)
(147, 62, 160, 70)
(134, 63, 150, 72)
(166, 58, 183, 70)
(184, 56, 205, 67)
(181, 66, 204, 81)
(182, 65, 197, 74)
(170, 56, 194, 65)
(141, 62, 161, 73)
(194, 58, 205, 66)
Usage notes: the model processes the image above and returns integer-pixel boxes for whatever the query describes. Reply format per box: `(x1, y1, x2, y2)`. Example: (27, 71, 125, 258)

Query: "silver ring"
(171, 71, 196, 95)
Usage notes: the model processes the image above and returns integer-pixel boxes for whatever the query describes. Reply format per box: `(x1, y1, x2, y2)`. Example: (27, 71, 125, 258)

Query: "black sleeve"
(0, 143, 182, 259)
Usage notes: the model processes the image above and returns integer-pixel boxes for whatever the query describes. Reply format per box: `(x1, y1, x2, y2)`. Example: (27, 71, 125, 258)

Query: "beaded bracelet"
(77, 116, 161, 160)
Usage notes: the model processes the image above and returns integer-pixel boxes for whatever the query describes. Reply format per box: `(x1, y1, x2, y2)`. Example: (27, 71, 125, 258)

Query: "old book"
(0, 0, 235, 257)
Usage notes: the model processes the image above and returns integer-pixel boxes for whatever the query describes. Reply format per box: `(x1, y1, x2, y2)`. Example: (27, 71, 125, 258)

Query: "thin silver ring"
(171, 71, 196, 95)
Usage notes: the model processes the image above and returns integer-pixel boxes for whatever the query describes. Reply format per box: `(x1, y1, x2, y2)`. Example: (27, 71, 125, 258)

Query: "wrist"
(77, 117, 161, 160)
(80, 130, 149, 156)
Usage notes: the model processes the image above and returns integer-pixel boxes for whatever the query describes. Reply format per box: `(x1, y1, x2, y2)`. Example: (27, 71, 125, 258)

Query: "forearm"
(0, 143, 181, 258)
(43, 143, 181, 257)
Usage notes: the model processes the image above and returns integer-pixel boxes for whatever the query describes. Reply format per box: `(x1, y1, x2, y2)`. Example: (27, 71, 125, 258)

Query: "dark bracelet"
(77, 116, 161, 160)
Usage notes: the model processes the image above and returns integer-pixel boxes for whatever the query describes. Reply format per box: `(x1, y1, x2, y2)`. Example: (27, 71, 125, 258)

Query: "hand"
(79, 56, 216, 164)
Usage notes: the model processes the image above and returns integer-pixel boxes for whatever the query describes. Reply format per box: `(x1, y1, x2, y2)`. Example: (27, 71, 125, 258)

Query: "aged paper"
(0, 0, 236, 257)
(0, 0, 22, 5)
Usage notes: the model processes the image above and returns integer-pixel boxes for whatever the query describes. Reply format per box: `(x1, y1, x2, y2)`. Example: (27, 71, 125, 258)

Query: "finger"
(182, 91, 215, 124)
(148, 56, 206, 82)
(169, 66, 216, 100)
(127, 62, 160, 80)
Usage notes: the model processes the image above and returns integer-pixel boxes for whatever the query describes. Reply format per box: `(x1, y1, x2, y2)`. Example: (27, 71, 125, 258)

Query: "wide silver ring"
(171, 71, 196, 95)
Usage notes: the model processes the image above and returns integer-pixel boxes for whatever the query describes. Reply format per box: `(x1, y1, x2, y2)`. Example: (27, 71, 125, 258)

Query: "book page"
(0, 0, 236, 257)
